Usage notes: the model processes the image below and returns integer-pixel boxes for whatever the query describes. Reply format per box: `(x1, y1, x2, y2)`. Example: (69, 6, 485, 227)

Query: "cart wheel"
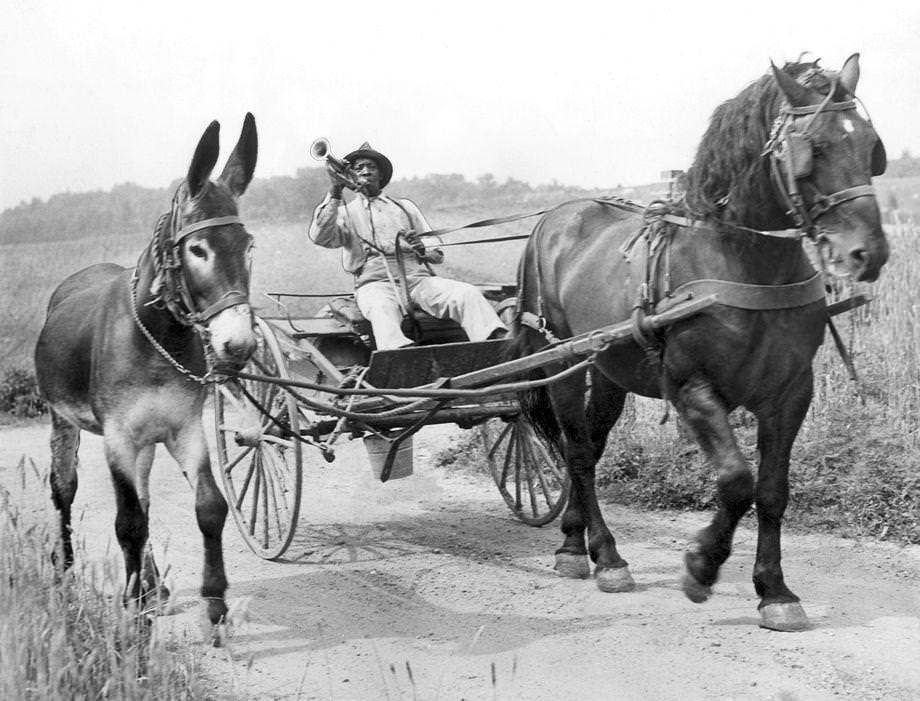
(479, 415, 569, 526)
(213, 317, 302, 559)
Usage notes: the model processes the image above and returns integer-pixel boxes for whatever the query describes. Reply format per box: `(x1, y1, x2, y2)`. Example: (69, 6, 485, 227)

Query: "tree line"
(0, 168, 613, 245)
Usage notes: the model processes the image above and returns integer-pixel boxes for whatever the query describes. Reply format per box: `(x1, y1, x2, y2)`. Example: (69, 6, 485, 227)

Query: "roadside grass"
(0, 458, 221, 701)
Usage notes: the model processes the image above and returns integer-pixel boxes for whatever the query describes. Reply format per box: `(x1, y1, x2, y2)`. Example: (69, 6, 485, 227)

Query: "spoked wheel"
(479, 414, 569, 526)
(213, 317, 303, 559)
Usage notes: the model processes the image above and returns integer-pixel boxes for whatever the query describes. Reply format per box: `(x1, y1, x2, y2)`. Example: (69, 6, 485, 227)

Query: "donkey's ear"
(839, 53, 861, 95)
(188, 121, 220, 198)
(771, 60, 811, 107)
(219, 113, 258, 197)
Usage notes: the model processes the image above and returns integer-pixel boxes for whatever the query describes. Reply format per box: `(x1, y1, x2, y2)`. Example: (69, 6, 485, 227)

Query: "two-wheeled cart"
(211, 284, 723, 559)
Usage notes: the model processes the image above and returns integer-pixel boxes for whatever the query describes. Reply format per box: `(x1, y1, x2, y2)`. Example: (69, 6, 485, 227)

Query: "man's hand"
(402, 230, 426, 257)
(326, 163, 352, 198)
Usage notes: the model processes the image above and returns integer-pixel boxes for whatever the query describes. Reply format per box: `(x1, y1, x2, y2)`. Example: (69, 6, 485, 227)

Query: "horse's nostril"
(849, 248, 868, 266)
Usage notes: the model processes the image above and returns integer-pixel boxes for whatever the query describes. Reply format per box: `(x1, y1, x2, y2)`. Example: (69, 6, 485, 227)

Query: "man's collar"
(358, 191, 389, 205)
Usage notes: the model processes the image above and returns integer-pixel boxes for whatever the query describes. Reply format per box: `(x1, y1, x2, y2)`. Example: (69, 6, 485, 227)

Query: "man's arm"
(399, 198, 444, 264)
(308, 193, 349, 248)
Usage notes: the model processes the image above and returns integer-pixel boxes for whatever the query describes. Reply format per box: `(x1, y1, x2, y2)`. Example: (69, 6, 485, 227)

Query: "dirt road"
(2, 419, 919, 700)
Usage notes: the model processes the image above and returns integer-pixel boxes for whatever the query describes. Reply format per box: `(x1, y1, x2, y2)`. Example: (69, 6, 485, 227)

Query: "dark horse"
(510, 54, 889, 631)
(34, 114, 258, 633)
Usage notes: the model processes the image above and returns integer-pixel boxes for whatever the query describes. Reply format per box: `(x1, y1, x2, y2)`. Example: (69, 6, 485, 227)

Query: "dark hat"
(345, 142, 393, 189)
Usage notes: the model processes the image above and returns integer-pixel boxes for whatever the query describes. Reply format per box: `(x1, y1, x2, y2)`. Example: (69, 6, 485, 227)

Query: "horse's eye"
(189, 244, 207, 259)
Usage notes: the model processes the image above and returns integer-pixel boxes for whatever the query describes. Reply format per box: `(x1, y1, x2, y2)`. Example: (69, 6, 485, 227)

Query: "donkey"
(35, 114, 258, 634)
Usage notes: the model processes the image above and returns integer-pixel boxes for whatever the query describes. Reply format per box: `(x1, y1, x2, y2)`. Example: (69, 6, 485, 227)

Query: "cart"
(210, 280, 731, 560)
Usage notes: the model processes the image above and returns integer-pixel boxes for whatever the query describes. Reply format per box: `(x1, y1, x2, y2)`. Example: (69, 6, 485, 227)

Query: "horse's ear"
(839, 53, 861, 95)
(771, 60, 811, 107)
(188, 121, 220, 198)
(218, 112, 258, 197)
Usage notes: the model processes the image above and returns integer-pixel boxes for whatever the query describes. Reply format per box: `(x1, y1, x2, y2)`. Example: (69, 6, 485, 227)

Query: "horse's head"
(769, 54, 889, 282)
(169, 113, 259, 370)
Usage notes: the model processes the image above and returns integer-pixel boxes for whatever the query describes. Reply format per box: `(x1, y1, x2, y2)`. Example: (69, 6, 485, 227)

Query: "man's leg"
(355, 281, 414, 349)
(410, 277, 507, 341)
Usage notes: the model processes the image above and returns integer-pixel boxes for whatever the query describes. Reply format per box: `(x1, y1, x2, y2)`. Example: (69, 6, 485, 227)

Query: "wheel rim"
(214, 317, 303, 559)
(480, 416, 569, 526)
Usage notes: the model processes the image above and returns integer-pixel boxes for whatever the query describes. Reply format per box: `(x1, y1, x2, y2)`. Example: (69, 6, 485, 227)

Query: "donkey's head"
(769, 54, 889, 281)
(170, 113, 258, 369)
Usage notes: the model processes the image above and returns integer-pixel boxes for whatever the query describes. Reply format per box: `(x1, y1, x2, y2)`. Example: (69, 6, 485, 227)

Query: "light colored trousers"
(355, 276, 506, 350)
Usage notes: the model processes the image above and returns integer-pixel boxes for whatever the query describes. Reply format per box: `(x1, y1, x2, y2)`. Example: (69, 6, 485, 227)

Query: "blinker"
(871, 138, 887, 176)
(785, 131, 813, 179)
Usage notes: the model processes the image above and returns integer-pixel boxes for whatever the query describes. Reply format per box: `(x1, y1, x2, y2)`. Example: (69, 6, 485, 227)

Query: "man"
(308, 142, 507, 349)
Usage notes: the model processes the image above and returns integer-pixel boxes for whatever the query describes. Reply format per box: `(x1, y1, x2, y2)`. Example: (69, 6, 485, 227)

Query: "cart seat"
(327, 296, 468, 347)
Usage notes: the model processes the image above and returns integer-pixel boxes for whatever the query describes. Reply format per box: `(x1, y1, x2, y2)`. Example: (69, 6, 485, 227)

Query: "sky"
(2, 0, 919, 213)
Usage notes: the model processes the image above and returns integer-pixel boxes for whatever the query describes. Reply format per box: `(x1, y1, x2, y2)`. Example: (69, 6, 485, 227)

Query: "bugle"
(310, 138, 360, 190)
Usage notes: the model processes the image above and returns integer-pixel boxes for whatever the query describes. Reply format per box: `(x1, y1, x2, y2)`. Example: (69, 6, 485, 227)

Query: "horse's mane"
(681, 59, 824, 223)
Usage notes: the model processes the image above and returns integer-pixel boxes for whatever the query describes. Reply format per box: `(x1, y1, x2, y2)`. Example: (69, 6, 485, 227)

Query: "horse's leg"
(674, 376, 754, 603)
(103, 432, 147, 608)
(49, 409, 80, 569)
(752, 378, 813, 631)
(133, 445, 171, 613)
(166, 421, 228, 628)
(552, 371, 634, 592)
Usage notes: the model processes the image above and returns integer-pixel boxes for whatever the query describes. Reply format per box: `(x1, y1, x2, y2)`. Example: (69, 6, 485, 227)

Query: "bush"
(0, 366, 46, 418)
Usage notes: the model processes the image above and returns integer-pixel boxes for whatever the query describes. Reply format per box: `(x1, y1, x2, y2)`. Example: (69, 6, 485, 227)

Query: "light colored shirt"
(308, 192, 442, 287)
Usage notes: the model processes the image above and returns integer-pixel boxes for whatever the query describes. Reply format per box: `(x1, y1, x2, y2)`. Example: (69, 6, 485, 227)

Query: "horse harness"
(129, 188, 251, 383)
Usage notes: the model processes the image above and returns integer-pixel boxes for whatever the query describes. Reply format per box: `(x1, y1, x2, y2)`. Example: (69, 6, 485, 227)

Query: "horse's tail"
(503, 225, 562, 453)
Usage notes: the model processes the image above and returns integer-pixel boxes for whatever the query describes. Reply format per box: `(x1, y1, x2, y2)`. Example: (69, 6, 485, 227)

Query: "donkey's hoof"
(140, 584, 172, 616)
(555, 552, 590, 579)
(595, 566, 635, 593)
(681, 572, 712, 603)
(199, 600, 230, 647)
(759, 602, 810, 632)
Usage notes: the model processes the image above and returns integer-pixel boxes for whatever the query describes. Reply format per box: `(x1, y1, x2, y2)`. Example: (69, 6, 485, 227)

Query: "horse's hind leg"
(49, 409, 80, 569)
(752, 379, 813, 631)
(553, 371, 634, 592)
(672, 376, 753, 604)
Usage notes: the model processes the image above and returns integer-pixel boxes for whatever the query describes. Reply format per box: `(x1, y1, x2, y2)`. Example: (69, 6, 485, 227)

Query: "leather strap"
(654, 272, 825, 314)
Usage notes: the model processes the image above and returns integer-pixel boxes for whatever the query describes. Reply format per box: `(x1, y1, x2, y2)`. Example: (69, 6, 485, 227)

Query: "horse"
(509, 54, 889, 631)
(34, 114, 258, 633)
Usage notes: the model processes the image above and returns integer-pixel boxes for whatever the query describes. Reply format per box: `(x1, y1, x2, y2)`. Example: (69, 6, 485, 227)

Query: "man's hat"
(345, 142, 393, 189)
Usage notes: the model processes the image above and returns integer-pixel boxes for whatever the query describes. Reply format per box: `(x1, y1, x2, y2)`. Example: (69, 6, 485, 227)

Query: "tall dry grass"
(0, 459, 219, 700)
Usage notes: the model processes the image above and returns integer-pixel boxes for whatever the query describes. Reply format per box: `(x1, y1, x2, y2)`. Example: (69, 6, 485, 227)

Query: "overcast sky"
(2, 0, 918, 213)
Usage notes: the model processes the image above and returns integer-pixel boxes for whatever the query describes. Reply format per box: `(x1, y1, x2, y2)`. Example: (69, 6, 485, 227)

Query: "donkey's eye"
(189, 244, 207, 259)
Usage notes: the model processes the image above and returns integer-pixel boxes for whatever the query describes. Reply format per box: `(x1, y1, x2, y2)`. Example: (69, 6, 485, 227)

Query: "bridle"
(762, 77, 880, 239)
(145, 187, 250, 326)
(129, 186, 252, 383)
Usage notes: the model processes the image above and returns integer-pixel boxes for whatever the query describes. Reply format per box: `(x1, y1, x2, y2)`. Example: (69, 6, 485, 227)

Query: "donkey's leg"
(552, 372, 634, 592)
(674, 376, 754, 603)
(49, 409, 80, 569)
(103, 432, 147, 608)
(132, 445, 171, 612)
(753, 377, 813, 631)
(167, 421, 228, 627)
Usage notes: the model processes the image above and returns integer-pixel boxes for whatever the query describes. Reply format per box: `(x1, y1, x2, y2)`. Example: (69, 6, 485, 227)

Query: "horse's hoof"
(555, 552, 590, 579)
(681, 571, 712, 603)
(759, 602, 810, 632)
(595, 566, 635, 593)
